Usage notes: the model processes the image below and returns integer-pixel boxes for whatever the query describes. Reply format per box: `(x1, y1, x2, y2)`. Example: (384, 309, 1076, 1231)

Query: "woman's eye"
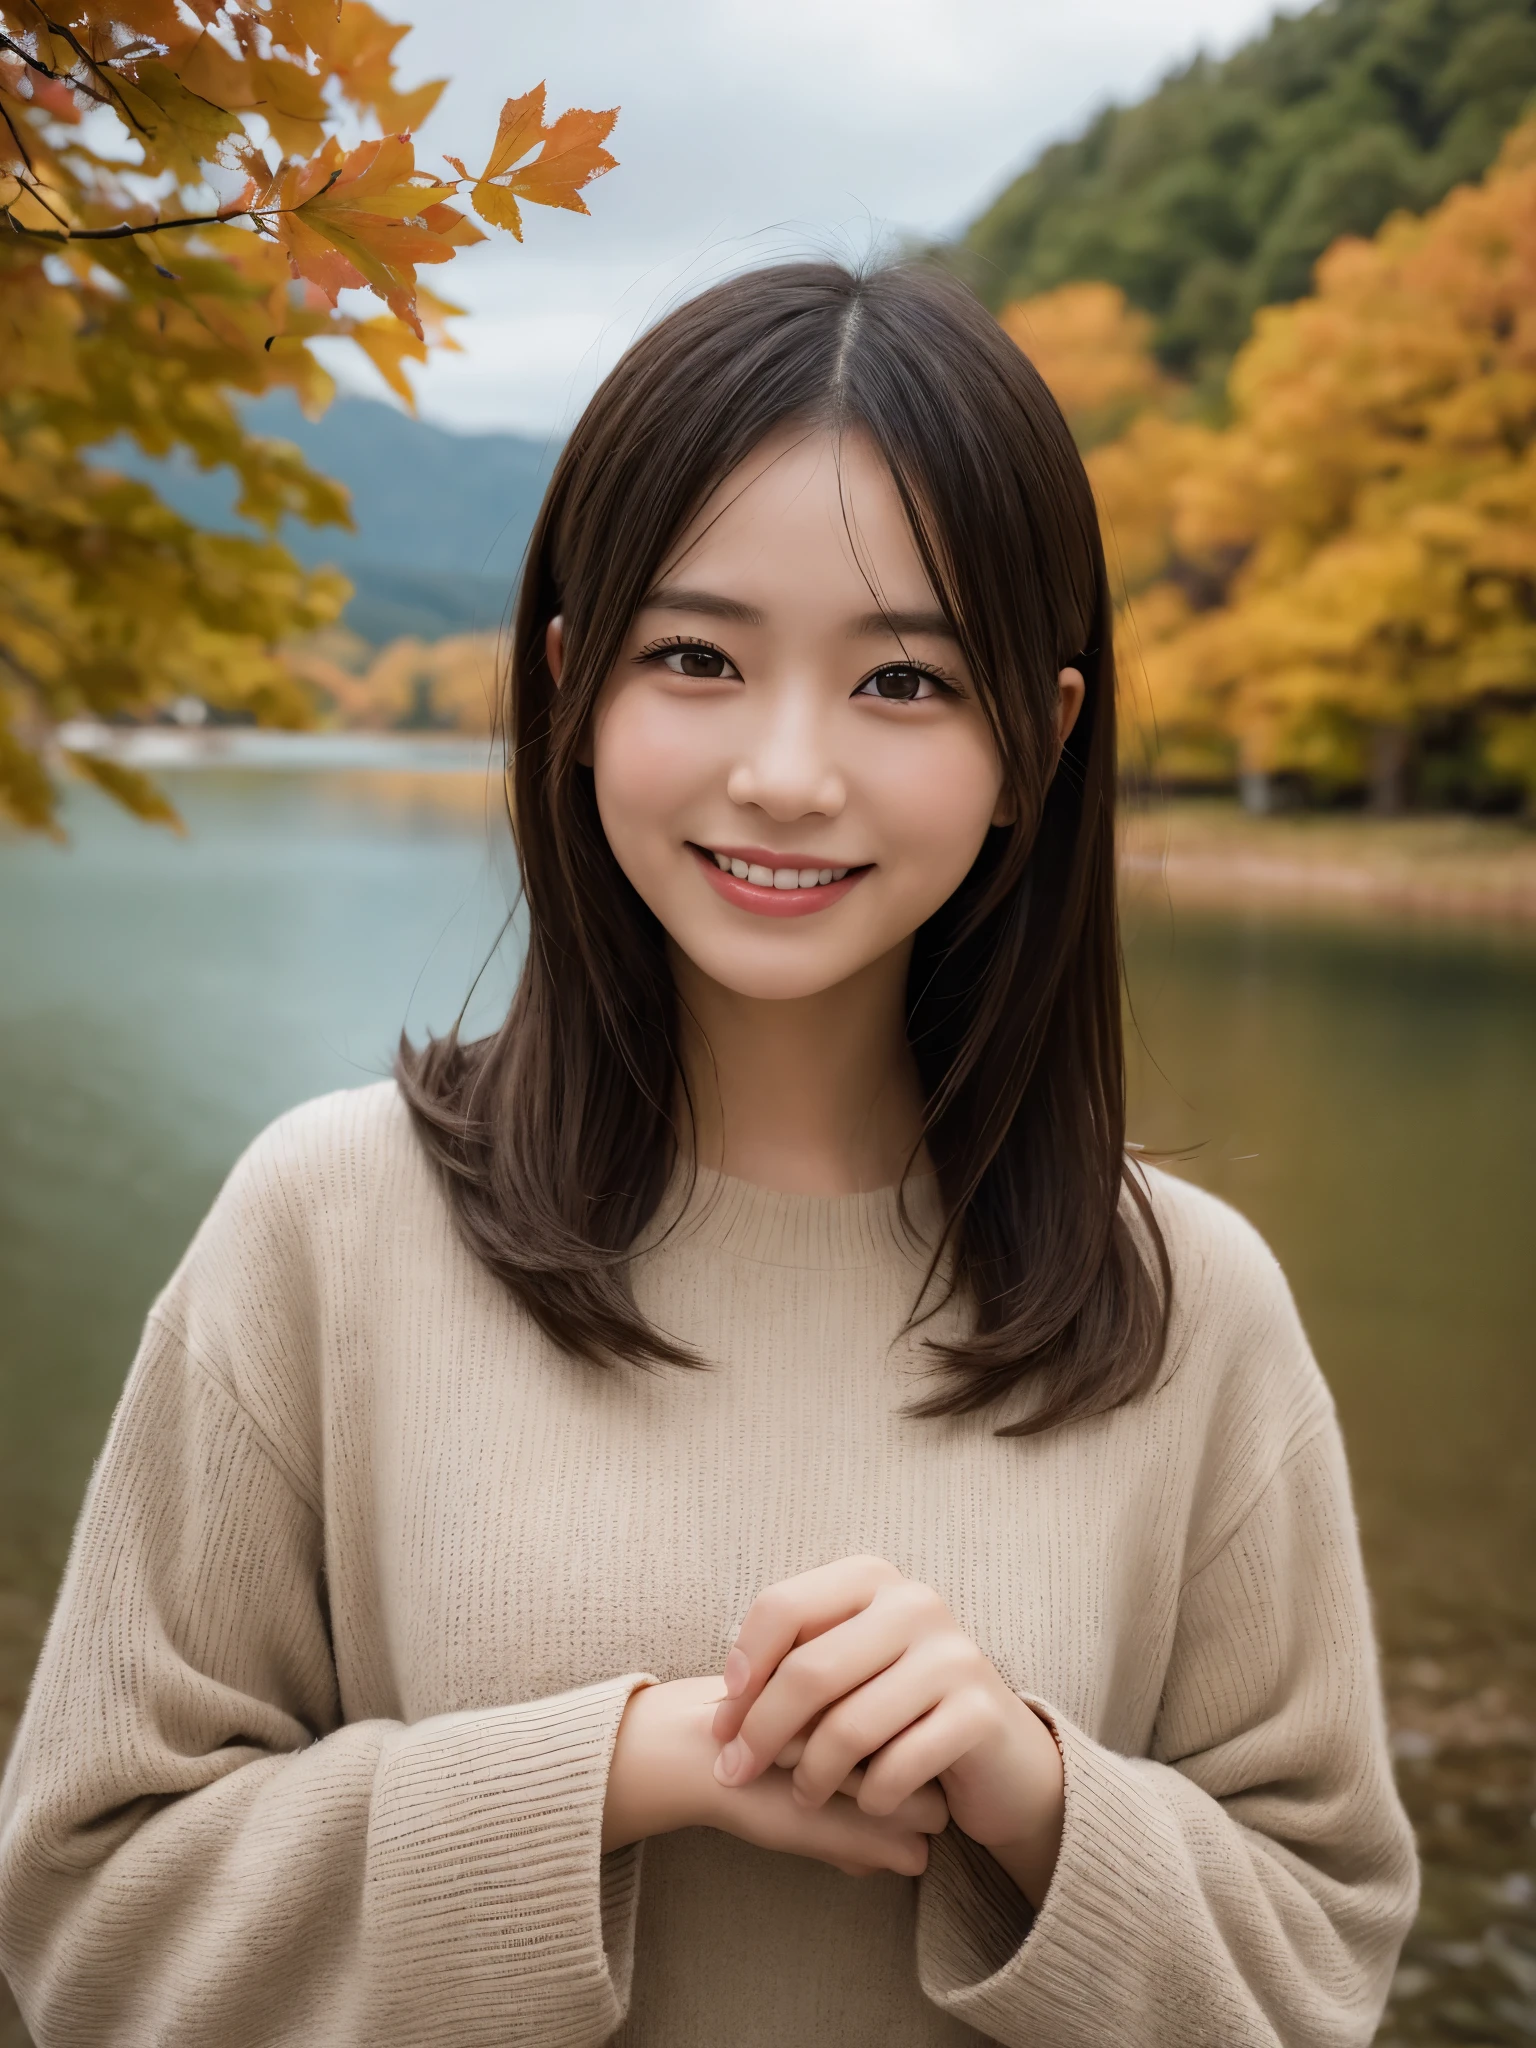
(855, 664, 940, 702)
(658, 644, 739, 680)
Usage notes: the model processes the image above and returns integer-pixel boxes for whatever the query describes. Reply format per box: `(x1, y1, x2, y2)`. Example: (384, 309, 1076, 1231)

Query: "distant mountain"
(103, 392, 560, 644)
(957, 0, 1536, 391)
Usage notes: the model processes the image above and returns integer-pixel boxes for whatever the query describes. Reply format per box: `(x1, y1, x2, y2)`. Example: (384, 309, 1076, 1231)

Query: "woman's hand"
(602, 1674, 949, 1878)
(708, 1556, 1066, 1907)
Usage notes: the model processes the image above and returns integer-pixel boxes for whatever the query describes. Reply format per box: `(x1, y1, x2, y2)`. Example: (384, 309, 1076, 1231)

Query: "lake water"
(1, 771, 1532, 2045)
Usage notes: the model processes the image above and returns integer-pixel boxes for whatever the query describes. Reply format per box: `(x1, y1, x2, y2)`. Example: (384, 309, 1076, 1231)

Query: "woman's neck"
(670, 941, 928, 1196)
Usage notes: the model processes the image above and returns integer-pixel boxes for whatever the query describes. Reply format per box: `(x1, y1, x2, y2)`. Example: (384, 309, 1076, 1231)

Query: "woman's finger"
(715, 1763, 942, 1878)
(713, 1555, 904, 1743)
(788, 1641, 953, 1806)
(853, 1696, 980, 1818)
(717, 1584, 943, 1784)
(895, 1776, 952, 1835)
(771, 1782, 930, 1877)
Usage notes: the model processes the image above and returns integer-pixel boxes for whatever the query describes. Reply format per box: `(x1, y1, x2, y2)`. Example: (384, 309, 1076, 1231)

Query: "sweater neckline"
(645, 1161, 947, 1271)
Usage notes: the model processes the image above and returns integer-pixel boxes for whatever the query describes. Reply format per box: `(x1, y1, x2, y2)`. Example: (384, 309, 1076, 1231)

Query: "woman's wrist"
(602, 1676, 726, 1852)
(978, 1706, 1065, 1909)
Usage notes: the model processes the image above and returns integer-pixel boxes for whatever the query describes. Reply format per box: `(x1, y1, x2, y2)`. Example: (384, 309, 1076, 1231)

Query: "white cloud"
(351, 0, 1282, 433)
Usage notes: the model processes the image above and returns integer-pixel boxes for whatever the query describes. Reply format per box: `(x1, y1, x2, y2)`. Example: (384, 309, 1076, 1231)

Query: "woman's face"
(568, 425, 1040, 1004)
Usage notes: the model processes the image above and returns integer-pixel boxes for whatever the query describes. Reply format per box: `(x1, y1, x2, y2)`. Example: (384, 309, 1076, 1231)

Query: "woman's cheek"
(869, 726, 1004, 899)
(592, 691, 707, 874)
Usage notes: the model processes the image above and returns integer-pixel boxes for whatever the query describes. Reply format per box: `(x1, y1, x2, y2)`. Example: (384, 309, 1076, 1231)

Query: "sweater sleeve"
(914, 1412, 1420, 2048)
(0, 1310, 657, 2048)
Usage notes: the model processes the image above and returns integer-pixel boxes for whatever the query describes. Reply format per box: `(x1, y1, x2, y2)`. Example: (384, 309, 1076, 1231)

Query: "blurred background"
(3, 1, 1535, 2042)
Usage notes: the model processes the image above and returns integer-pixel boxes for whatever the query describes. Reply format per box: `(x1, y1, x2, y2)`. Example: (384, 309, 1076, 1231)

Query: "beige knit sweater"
(0, 1081, 1416, 2045)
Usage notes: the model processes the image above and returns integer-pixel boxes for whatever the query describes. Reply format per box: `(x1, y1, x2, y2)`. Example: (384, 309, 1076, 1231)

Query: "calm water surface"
(1, 773, 1532, 2045)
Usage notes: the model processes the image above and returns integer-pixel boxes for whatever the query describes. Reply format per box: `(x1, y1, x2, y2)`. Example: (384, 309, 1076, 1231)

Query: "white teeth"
(711, 853, 856, 887)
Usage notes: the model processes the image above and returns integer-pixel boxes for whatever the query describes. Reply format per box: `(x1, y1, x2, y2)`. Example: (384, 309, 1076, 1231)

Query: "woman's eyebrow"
(641, 584, 764, 625)
(640, 587, 957, 641)
(852, 607, 958, 640)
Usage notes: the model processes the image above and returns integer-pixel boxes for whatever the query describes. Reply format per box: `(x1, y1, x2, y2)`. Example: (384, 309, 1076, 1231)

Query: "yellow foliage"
(0, 4, 616, 831)
(1080, 117, 1536, 796)
(291, 632, 501, 735)
(1087, 415, 1220, 598)
(999, 283, 1170, 451)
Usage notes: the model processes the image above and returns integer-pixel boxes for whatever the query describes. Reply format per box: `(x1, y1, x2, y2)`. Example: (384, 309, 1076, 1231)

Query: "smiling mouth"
(687, 843, 871, 916)
(700, 848, 854, 890)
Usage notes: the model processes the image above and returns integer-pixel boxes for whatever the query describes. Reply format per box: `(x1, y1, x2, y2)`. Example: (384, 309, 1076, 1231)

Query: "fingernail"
(722, 1647, 750, 1698)
(714, 1739, 746, 1784)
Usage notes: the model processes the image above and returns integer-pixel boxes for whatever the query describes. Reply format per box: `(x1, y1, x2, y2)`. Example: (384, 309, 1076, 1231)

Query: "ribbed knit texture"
(0, 1081, 1417, 2045)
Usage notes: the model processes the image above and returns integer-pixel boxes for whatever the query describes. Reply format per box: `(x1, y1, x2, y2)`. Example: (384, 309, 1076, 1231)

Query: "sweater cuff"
(362, 1673, 657, 2046)
(917, 1698, 1183, 2046)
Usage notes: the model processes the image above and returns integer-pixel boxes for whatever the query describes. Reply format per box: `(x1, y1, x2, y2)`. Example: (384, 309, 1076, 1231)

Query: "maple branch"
(0, 26, 109, 109)
(5, 166, 73, 232)
(20, 5, 150, 133)
(2, 201, 271, 240)
(1, 161, 346, 242)
(1, 90, 37, 171)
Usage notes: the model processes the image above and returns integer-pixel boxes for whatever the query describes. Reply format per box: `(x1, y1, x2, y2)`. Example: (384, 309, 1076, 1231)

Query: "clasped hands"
(602, 1555, 1065, 1908)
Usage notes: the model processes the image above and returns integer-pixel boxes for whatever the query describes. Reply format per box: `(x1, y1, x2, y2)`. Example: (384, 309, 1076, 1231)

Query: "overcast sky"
(347, 0, 1285, 436)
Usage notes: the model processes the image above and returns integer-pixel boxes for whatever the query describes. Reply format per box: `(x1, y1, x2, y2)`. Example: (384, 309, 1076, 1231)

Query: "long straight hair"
(398, 259, 1170, 1436)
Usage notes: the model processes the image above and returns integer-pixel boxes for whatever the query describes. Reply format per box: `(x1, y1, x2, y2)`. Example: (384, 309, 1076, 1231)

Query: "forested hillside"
(960, 0, 1536, 389)
(107, 395, 556, 645)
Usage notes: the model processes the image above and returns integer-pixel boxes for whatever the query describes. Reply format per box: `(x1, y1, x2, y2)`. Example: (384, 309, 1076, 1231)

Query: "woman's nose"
(724, 686, 846, 820)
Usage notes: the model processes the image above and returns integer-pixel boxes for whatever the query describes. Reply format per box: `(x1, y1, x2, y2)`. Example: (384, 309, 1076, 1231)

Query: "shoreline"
(47, 729, 1536, 924)
(1119, 802, 1536, 925)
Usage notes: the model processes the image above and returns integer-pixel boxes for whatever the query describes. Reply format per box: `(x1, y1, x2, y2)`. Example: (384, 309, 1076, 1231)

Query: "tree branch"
(15, 5, 150, 133)
(48, 19, 152, 138)
(0, 91, 37, 172)
(0, 153, 350, 242)
(9, 167, 73, 231)
(2, 200, 268, 240)
(0, 28, 109, 108)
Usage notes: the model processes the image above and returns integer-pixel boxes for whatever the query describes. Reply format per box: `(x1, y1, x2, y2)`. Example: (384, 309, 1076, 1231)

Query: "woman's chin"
(668, 936, 883, 1006)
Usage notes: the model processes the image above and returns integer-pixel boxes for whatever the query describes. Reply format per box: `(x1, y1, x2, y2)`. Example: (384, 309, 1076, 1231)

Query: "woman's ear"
(1057, 666, 1085, 749)
(990, 667, 1088, 827)
(546, 613, 595, 766)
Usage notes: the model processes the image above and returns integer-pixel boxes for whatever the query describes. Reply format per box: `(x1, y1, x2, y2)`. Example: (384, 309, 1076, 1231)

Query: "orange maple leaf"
(349, 312, 430, 406)
(418, 201, 486, 250)
(321, 132, 456, 219)
(451, 85, 616, 242)
(477, 84, 548, 182)
(331, 1, 447, 133)
(269, 133, 461, 333)
(509, 106, 618, 215)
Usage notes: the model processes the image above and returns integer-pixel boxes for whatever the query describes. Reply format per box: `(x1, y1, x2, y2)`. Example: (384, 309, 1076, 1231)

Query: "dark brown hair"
(398, 258, 1169, 1436)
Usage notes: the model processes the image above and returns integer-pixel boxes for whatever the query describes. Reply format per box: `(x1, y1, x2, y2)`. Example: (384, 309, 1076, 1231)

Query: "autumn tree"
(291, 625, 499, 733)
(997, 283, 1170, 451)
(1001, 123, 1536, 808)
(994, 280, 1219, 779)
(1, 1, 615, 832)
(1101, 114, 1536, 809)
(964, 0, 1536, 390)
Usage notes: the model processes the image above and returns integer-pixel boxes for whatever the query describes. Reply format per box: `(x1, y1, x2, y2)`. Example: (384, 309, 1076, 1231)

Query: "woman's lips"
(689, 844, 868, 918)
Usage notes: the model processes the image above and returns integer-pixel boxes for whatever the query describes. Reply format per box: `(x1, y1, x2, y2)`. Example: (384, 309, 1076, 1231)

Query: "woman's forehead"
(655, 424, 942, 622)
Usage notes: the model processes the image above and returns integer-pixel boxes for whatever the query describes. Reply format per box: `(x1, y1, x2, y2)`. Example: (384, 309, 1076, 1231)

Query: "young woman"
(0, 262, 1416, 2045)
